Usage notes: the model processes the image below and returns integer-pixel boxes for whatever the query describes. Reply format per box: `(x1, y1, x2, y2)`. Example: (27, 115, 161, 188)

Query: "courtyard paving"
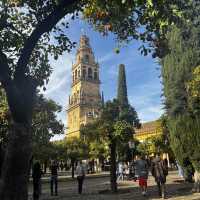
(29, 171, 200, 200)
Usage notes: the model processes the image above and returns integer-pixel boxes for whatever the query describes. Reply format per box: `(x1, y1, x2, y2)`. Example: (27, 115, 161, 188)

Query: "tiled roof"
(134, 120, 161, 135)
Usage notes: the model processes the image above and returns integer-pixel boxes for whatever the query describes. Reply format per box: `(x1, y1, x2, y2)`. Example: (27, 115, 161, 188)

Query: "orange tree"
(81, 99, 133, 192)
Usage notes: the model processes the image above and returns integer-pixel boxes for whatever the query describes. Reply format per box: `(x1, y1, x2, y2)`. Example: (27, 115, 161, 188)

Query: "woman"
(76, 161, 85, 194)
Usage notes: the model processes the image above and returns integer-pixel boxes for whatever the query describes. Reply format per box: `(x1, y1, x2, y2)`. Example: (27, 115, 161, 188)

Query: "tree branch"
(14, 0, 80, 82)
(0, 50, 11, 87)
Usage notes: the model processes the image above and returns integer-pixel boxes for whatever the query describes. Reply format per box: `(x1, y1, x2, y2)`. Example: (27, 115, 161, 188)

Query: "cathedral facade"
(66, 35, 102, 138)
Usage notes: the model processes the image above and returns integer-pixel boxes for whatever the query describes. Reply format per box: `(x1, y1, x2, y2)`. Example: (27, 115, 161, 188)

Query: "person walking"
(193, 170, 200, 193)
(117, 162, 124, 181)
(32, 161, 43, 200)
(135, 155, 149, 196)
(151, 154, 168, 199)
(50, 160, 58, 196)
(76, 161, 85, 194)
(176, 160, 184, 178)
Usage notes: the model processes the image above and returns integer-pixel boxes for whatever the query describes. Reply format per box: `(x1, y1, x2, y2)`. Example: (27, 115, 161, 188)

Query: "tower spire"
(117, 64, 128, 107)
(67, 35, 101, 138)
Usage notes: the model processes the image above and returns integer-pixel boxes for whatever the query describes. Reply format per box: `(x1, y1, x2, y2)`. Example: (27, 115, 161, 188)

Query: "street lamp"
(128, 141, 135, 161)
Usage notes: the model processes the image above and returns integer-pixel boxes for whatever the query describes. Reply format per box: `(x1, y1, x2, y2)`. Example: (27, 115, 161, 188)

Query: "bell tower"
(66, 35, 101, 138)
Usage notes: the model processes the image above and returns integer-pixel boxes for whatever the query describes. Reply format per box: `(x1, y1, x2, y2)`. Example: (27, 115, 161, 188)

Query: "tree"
(161, 21, 200, 177)
(80, 122, 109, 172)
(0, 1, 83, 199)
(83, 0, 192, 57)
(0, 90, 64, 174)
(32, 95, 64, 172)
(0, 88, 9, 148)
(187, 66, 200, 116)
(63, 138, 89, 178)
(117, 64, 140, 127)
(81, 100, 133, 192)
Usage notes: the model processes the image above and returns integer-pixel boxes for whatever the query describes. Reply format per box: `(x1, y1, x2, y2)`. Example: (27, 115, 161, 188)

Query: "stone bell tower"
(66, 35, 102, 138)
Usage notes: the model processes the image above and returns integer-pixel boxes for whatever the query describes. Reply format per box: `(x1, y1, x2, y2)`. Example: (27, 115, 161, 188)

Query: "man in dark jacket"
(151, 155, 168, 199)
(50, 160, 58, 196)
(32, 161, 43, 200)
(135, 155, 149, 196)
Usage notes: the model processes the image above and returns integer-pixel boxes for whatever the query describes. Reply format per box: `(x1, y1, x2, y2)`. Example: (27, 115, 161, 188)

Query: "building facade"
(134, 120, 162, 142)
(66, 35, 102, 138)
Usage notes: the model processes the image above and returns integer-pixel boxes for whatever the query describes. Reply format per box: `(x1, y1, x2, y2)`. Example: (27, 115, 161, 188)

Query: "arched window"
(88, 68, 92, 79)
(84, 54, 89, 63)
(82, 69, 86, 79)
(78, 70, 80, 78)
(94, 71, 98, 80)
(75, 69, 77, 80)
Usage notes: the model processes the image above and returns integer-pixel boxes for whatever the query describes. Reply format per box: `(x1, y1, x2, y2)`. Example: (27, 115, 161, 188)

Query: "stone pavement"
(29, 171, 200, 200)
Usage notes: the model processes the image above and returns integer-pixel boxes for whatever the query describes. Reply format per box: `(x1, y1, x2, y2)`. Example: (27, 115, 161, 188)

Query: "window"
(94, 71, 98, 80)
(78, 70, 80, 78)
(84, 54, 89, 63)
(88, 68, 92, 79)
(75, 69, 77, 80)
(82, 69, 86, 79)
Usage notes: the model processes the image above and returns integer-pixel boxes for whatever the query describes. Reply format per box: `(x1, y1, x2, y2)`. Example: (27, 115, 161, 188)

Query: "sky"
(43, 16, 164, 141)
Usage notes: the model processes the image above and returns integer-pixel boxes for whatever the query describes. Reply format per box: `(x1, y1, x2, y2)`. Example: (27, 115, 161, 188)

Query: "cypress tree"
(117, 64, 128, 107)
(161, 24, 200, 175)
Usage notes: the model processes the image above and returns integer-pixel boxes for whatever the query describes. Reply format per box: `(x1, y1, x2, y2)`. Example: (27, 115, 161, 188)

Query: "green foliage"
(0, 1, 83, 87)
(32, 95, 64, 145)
(187, 66, 200, 116)
(64, 138, 89, 161)
(161, 25, 200, 117)
(119, 105, 140, 128)
(0, 89, 64, 161)
(168, 116, 200, 171)
(137, 141, 151, 156)
(161, 17, 200, 173)
(0, 88, 9, 146)
(81, 99, 134, 157)
(117, 64, 140, 127)
(83, 0, 191, 57)
(80, 121, 109, 160)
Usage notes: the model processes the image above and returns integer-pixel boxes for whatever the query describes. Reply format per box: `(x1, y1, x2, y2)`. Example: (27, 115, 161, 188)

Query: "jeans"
(50, 175, 58, 195)
(33, 179, 40, 200)
(157, 181, 166, 198)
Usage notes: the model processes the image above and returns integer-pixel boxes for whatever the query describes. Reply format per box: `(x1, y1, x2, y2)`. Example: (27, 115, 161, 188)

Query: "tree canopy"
(161, 14, 200, 175)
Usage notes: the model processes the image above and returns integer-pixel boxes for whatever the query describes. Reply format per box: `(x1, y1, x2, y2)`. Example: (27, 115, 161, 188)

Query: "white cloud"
(42, 52, 75, 141)
(99, 52, 115, 63)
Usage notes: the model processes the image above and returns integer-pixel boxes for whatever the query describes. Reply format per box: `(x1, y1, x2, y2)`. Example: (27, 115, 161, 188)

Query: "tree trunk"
(110, 140, 117, 192)
(0, 123, 32, 200)
(71, 159, 75, 179)
(0, 81, 35, 200)
(44, 160, 47, 174)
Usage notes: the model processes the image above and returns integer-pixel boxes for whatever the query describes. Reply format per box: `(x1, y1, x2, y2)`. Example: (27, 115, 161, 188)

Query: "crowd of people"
(117, 154, 168, 199)
(31, 154, 200, 200)
(31, 160, 86, 200)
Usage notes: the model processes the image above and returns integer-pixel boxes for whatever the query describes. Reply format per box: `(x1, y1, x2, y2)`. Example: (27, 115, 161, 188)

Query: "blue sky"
(43, 16, 164, 140)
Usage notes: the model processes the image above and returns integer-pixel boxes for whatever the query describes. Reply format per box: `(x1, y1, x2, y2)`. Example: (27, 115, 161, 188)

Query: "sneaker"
(142, 191, 145, 196)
